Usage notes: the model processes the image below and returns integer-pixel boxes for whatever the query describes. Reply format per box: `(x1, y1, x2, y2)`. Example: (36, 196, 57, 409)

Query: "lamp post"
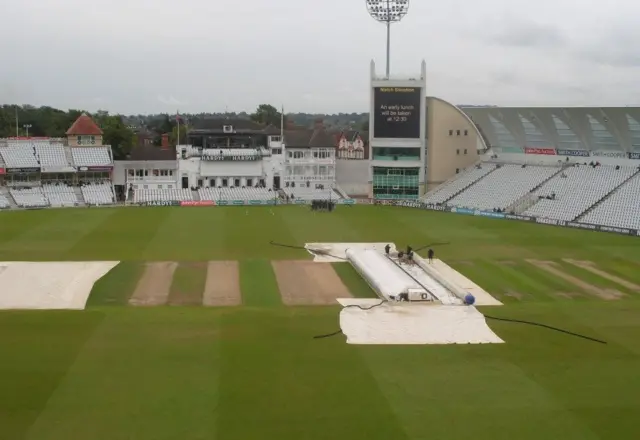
(23, 124, 32, 137)
(365, 0, 410, 79)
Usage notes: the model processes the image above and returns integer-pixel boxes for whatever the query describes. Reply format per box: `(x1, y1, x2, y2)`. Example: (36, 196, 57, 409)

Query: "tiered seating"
(0, 145, 39, 169)
(523, 165, 637, 221)
(449, 165, 559, 210)
(133, 189, 192, 203)
(0, 193, 9, 209)
(81, 182, 115, 205)
(35, 142, 74, 171)
(287, 187, 342, 200)
(580, 172, 640, 229)
(42, 184, 79, 208)
(423, 164, 496, 204)
(10, 187, 49, 208)
(199, 187, 275, 201)
(71, 147, 112, 167)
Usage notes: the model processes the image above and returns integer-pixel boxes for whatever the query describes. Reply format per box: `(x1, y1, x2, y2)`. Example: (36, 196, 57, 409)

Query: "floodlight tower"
(365, 0, 410, 79)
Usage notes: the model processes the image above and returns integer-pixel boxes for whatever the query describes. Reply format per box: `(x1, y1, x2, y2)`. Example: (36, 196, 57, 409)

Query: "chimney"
(314, 118, 324, 129)
(161, 133, 169, 150)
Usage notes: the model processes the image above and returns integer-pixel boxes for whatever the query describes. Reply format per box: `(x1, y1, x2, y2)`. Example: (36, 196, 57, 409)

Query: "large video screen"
(373, 87, 421, 139)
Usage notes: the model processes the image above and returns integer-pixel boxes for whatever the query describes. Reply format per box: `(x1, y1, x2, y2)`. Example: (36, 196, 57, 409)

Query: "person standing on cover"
(384, 244, 391, 255)
(427, 248, 434, 264)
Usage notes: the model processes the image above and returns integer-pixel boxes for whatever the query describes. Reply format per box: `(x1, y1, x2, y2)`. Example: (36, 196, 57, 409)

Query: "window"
(158, 185, 163, 189)
(272, 148, 282, 154)
(464, 149, 467, 155)
(456, 130, 461, 136)
(247, 179, 253, 187)
(456, 168, 460, 174)
(372, 147, 420, 161)
(271, 136, 281, 142)
(448, 130, 453, 136)
(77, 135, 96, 145)
(464, 130, 468, 136)
(456, 149, 460, 155)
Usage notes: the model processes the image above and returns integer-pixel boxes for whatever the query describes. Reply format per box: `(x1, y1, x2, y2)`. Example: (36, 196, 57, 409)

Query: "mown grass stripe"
(168, 262, 207, 306)
(518, 261, 590, 299)
(331, 262, 379, 298)
(239, 259, 282, 307)
(86, 262, 144, 307)
(473, 260, 547, 302)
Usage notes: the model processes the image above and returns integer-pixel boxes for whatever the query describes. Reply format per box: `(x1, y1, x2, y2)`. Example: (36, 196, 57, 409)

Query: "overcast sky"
(1, 0, 640, 114)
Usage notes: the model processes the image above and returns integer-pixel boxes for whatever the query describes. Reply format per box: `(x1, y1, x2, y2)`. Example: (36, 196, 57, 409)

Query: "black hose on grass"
(412, 242, 451, 252)
(269, 240, 349, 261)
(314, 306, 608, 344)
(483, 315, 607, 344)
(313, 300, 387, 339)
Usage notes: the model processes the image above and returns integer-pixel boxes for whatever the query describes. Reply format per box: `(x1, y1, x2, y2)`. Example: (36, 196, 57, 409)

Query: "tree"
(94, 112, 136, 160)
(360, 119, 369, 131)
(250, 104, 284, 127)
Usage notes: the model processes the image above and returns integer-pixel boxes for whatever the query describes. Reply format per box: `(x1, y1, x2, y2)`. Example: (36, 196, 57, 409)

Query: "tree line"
(0, 104, 369, 160)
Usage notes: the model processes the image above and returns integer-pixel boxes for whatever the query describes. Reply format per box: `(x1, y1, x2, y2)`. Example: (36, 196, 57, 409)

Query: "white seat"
(580, 172, 640, 229)
(423, 164, 496, 204)
(9, 187, 49, 208)
(133, 188, 193, 203)
(523, 165, 636, 221)
(42, 183, 79, 207)
(35, 142, 75, 172)
(0, 143, 40, 169)
(81, 182, 115, 205)
(448, 164, 559, 210)
(71, 147, 112, 167)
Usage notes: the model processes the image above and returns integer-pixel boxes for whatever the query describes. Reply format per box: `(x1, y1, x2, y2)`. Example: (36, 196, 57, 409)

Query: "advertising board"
(524, 147, 556, 155)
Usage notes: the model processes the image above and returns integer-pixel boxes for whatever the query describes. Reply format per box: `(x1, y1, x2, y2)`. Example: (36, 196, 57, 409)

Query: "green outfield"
(1, 205, 640, 440)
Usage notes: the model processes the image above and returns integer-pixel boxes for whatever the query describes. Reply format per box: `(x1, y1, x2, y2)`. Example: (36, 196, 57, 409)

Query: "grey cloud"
(1, 0, 640, 112)
(487, 20, 566, 48)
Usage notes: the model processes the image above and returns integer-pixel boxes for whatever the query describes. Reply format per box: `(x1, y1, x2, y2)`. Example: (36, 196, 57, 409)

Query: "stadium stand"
(0, 193, 10, 209)
(423, 164, 496, 204)
(133, 188, 193, 203)
(81, 182, 115, 205)
(35, 142, 75, 172)
(579, 172, 640, 229)
(199, 187, 276, 201)
(448, 164, 559, 211)
(523, 165, 637, 221)
(42, 184, 79, 208)
(10, 187, 49, 208)
(71, 147, 112, 167)
(0, 144, 40, 169)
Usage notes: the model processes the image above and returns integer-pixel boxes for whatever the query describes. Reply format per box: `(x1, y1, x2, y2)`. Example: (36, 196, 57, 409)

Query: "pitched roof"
(66, 113, 103, 136)
(283, 126, 339, 148)
(128, 145, 176, 161)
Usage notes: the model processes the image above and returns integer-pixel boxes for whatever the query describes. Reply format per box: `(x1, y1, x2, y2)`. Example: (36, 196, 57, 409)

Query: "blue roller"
(464, 293, 476, 305)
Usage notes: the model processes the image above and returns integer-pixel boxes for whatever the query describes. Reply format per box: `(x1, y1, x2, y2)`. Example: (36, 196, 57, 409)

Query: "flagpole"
(15, 107, 19, 137)
(280, 106, 284, 141)
(176, 110, 180, 146)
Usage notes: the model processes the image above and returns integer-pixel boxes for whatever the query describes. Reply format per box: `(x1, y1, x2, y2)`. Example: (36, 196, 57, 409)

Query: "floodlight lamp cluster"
(365, 0, 410, 23)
